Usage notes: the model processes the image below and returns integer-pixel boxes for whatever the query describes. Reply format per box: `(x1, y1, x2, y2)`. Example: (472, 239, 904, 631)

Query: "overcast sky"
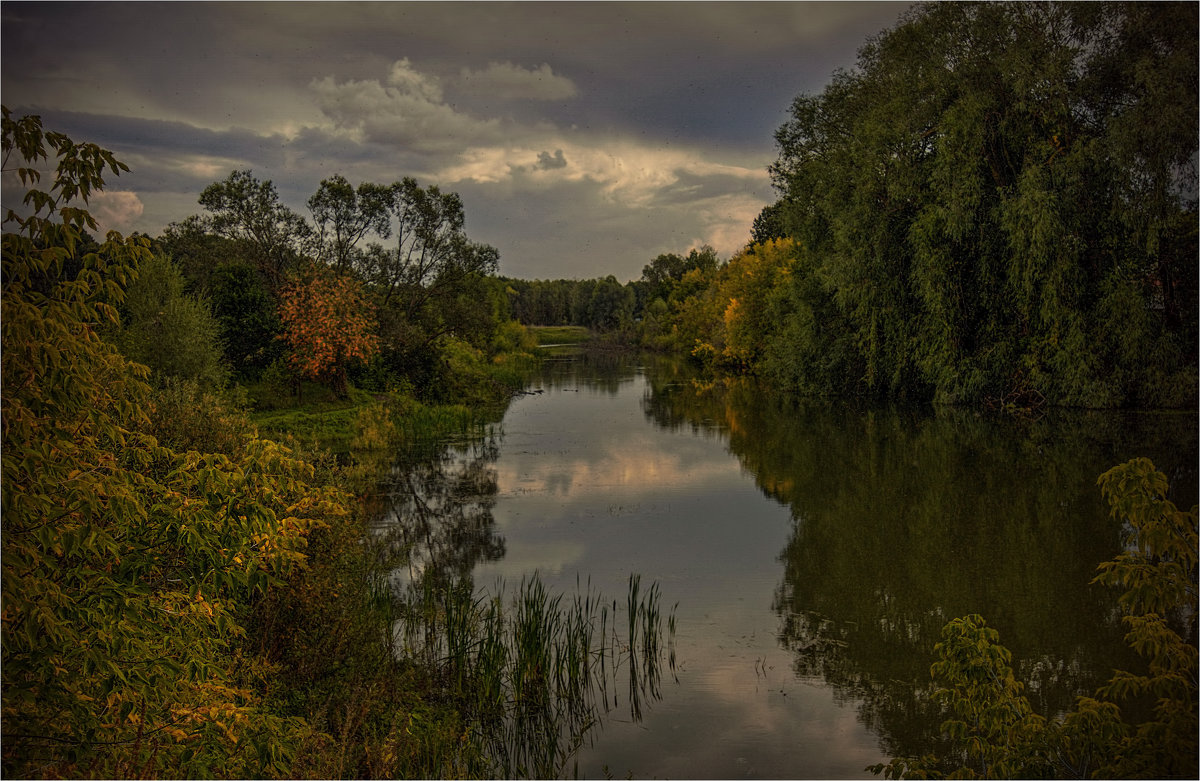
(3, 1, 911, 281)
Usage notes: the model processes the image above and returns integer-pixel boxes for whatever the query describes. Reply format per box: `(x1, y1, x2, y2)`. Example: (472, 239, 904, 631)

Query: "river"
(370, 351, 1198, 779)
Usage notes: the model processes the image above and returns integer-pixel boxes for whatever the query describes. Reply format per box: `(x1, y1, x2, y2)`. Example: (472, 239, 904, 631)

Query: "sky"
(2, 1, 912, 281)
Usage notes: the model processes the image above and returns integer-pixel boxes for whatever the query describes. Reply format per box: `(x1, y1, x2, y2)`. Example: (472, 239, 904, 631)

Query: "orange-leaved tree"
(277, 267, 378, 398)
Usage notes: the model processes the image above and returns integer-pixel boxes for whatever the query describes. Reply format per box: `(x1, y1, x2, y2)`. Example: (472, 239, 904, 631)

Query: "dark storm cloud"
(2, 1, 912, 278)
(5, 109, 290, 172)
(535, 150, 568, 171)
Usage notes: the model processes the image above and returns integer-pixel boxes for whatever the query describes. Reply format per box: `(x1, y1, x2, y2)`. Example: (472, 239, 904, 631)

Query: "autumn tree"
(2, 107, 343, 777)
(713, 239, 799, 371)
(277, 266, 379, 398)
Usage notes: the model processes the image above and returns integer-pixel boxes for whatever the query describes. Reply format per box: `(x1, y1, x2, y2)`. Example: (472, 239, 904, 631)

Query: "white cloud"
(439, 139, 766, 209)
(88, 190, 144, 235)
(458, 62, 578, 100)
(310, 58, 502, 152)
(689, 192, 767, 256)
(386, 58, 444, 102)
(305, 58, 769, 267)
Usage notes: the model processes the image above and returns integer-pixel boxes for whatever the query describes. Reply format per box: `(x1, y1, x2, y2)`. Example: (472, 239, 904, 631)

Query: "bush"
(113, 253, 229, 387)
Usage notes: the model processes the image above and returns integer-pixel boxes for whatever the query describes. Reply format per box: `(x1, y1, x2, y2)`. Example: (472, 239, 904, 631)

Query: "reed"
(397, 570, 676, 778)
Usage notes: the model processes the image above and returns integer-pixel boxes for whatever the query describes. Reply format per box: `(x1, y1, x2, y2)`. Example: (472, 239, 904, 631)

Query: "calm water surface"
(375, 353, 1197, 779)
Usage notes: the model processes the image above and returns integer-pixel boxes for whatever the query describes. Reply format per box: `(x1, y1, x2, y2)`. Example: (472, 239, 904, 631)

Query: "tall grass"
(395, 571, 676, 778)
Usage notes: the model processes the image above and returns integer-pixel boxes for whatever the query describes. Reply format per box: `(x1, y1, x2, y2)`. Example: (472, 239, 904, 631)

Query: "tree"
(716, 240, 799, 371)
(306, 174, 391, 271)
(156, 214, 241, 296)
(2, 108, 339, 777)
(208, 261, 284, 379)
(750, 200, 792, 245)
(277, 266, 379, 398)
(585, 275, 635, 332)
(111, 253, 229, 387)
(641, 245, 719, 305)
(198, 169, 313, 289)
(764, 2, 1197, 407)
(365, 177, 499, 311)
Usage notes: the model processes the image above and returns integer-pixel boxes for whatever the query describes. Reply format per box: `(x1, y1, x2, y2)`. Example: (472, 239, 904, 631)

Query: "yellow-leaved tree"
(1, 108, 346, 777)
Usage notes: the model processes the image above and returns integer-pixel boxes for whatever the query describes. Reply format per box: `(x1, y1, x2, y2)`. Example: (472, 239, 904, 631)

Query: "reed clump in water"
(397, 572, 676, 778)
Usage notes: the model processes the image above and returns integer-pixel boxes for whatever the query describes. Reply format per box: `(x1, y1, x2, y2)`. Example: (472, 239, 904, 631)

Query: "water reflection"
(366, 410, 675, 777)
(641, 371, 1198, 765)
(372, 355, 1197, 777)
(366, 433, 506, 590)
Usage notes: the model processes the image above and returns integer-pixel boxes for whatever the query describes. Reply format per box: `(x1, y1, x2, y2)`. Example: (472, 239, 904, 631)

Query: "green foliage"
(492, 319, 540, 355)
(111, 252, 229, 388)
(198, 169, 313, 289)
(930, 615, 1052, 779)
(1, 108, 345, 778)
(1085, 457, 1199, 778)
(871, 457, 1198, 779)
(504, 276, 646, 334)
(749, 2, 1198, 407)
(641, 245, 720, 304)
(525, 324, 592, 347)
(360, 176, 499, 321)
(146, 378, 252, 456)
(209, 261, 284, 379)
(431, 336, 514, 406)
(307, 174, 391, 271)
(250, 386, 380, 455)
(156, 214, 241, 296)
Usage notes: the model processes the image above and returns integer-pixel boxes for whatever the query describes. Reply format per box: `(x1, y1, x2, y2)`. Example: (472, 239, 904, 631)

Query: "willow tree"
(766, 2, 1197, 407)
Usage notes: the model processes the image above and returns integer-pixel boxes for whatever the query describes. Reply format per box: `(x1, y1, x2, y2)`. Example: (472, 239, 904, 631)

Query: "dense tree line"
(501, 246, 722, 337)
(503, 275, 638, 332)
(645, 2, 1198, 409)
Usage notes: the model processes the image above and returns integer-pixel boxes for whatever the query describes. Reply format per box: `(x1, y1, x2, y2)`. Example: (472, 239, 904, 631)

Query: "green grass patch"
(249, 389, 377, 455)
(246, 382, 496, 457)
(526, 325, 592, 346)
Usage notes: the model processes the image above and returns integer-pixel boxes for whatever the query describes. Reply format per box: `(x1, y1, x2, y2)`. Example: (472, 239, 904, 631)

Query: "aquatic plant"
(396, 572, 675, 778)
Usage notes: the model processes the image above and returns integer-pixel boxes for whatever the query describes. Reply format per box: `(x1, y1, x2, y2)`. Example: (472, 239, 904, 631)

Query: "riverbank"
(230, 326, 676, 778)
(231, 342, 532, 775)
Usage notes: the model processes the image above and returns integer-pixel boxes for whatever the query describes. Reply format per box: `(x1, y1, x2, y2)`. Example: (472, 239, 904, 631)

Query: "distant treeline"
(523, 3, 1198, 410)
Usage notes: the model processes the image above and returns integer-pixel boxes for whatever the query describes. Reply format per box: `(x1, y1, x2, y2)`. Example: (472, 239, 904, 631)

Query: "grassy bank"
(527, 325, 592, 347)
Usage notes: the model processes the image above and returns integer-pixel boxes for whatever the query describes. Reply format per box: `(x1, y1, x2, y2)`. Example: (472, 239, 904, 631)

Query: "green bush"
(113, 253, 229, 387)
